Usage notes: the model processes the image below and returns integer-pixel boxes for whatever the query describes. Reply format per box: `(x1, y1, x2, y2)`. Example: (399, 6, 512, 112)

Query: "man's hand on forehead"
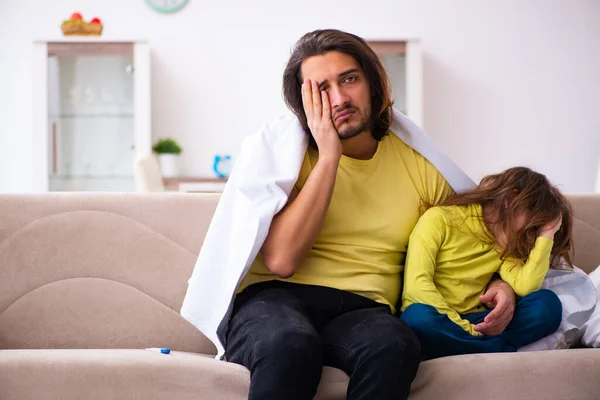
(301, 79, 342, 160)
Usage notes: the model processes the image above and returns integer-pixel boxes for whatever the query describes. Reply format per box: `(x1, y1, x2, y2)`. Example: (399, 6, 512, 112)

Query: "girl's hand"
(539, 214, 563, 239)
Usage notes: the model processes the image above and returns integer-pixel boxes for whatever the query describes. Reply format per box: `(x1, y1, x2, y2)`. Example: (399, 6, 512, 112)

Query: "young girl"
(400, 166, 573, 359)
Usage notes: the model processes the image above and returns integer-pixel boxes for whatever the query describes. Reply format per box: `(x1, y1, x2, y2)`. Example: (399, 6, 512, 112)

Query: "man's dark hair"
(282, 29, 394, 148)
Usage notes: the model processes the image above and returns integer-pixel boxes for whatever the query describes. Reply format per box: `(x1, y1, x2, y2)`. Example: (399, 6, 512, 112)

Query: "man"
(224, 29, 517, 400)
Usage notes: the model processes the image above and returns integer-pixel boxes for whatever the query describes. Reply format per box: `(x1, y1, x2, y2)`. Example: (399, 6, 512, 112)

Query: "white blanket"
(180, 109, 475, 359)
(519, 266, 597, 351)
(581, 265, 600, 347)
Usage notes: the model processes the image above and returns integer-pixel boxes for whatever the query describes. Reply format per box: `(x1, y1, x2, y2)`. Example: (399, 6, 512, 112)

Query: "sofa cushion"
(0, 349, 348, 400)
(0, 277, 211, 352)
(569, 194, 600, 273)
(409, 349, 600, 400)
(0, 350, 249, 400)
(1, 349, 599, 400)
(0, 193, 218, 354)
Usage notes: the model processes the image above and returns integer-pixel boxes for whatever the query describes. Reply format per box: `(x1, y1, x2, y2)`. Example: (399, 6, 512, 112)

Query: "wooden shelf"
(162, 177, 227, 191)
(47, 42, 134, 56)
(367, 41, 407, 55)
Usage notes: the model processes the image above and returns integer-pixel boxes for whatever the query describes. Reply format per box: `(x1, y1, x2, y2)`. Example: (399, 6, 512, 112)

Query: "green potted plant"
(152, 137, 183, 177)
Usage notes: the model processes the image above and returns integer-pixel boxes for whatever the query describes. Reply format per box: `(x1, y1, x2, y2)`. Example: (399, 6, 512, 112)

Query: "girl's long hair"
(441, 167, 573, 267)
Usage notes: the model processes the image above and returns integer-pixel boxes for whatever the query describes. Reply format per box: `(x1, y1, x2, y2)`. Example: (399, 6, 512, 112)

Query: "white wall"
(1, 0, 599, 192)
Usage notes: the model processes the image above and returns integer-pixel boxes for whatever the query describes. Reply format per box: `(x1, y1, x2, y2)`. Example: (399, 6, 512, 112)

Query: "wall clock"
(145, 0, 189, 14)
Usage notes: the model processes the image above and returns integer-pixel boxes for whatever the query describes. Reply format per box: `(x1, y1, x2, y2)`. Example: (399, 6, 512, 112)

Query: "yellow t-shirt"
(237, 133, 453, 313)
(401, 203, 553, 335)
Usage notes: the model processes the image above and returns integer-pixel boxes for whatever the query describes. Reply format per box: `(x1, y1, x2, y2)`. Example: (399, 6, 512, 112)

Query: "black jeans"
(225, 281, 420, 400)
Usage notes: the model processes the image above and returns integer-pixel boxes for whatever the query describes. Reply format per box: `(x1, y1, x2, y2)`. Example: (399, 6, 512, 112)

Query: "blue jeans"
(226, 280, 421, 400)
(400, 289, 562, 359)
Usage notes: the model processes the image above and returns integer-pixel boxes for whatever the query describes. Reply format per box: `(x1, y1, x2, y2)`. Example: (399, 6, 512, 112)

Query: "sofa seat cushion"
(409, 349, 600, 400)
(2, 348, 600, 399)
(0, 349, 348, 400)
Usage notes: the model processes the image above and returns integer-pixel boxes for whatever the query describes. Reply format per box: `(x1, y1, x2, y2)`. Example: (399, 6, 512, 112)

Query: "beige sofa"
(1, 193, 599, 400)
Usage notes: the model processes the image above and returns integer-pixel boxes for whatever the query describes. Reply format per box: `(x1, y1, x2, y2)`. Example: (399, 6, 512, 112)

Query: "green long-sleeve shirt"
(401, 204, 553, 336)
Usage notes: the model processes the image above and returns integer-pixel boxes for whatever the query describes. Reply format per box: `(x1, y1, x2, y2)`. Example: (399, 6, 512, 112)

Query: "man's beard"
(336, 106, 371, 140)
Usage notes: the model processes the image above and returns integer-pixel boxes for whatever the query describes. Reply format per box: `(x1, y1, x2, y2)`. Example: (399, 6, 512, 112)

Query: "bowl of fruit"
(61, 12, 103, 36)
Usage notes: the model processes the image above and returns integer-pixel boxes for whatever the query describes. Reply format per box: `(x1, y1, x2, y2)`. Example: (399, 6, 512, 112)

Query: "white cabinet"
(32, 39, 151, 192)
(367, 39, 423, 127)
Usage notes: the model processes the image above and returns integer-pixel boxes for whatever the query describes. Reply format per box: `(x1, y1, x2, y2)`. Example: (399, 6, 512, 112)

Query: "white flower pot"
(158, 154, 180, 177)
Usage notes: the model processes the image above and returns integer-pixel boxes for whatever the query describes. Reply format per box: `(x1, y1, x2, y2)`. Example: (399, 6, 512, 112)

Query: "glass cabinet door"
(47, 43, 135, 191)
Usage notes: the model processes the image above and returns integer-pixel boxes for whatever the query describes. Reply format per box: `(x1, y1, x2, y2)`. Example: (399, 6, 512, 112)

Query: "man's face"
(300, 51, 372, 140)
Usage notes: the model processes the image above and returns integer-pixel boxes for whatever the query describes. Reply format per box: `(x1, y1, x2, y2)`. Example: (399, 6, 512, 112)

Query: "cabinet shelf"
(50, 175, 134, 179)
(49, 114, 134, 119)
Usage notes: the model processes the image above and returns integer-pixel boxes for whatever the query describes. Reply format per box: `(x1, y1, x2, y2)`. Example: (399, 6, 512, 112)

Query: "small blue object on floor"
(145, 347, 171, 354)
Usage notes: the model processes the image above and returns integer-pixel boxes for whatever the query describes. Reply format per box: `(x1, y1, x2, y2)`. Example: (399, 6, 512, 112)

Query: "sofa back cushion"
(0, 193, 219, 354)
(569, 194, 600, 274)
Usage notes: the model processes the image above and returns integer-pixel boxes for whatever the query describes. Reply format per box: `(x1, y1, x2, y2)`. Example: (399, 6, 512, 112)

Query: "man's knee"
(254, 324, 322, 363)
(364, 318, 421, 370)
(230, 307, 323, 400)
(227, 292, 321, 369)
